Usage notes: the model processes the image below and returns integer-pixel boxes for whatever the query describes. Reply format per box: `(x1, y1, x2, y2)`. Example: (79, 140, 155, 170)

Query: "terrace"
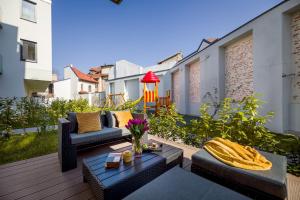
(0, 135, 299, 200)
(1, 1, 300, 199)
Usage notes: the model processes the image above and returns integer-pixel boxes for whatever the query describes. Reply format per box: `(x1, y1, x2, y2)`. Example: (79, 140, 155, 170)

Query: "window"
(21, 0, 36, 22)
(49, 83, 53, 94)
(95, 84, 98, 92)
(21, 40, 37, 62)
(81, 84, 83, 91)
(110, 83, 115, 94)
(88, 85, 92, 92)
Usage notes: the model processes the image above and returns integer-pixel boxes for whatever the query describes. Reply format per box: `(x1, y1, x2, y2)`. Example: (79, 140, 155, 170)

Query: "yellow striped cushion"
(76, 112, 101, 134)
(114, 111, 133, 128)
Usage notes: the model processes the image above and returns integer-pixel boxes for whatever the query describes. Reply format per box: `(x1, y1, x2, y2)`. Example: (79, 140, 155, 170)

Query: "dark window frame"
(20, 39, 37, 63)
(20, 0, 37, 23)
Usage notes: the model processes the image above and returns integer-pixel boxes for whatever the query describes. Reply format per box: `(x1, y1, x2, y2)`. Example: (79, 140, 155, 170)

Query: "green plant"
(274, 133, 300, 176)
(217, 96, 277, 150)
(183, 95, 279, 150)
(184, 103, 216, 147)
(148, 104, 186, 141)
(0, 97, 17, 137)
(48, 98, 69, 124)
(16, 97, 29, 133)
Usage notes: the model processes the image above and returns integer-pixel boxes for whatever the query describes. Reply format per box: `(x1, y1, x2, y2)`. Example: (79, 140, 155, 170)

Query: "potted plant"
(125, 119, 149, 157)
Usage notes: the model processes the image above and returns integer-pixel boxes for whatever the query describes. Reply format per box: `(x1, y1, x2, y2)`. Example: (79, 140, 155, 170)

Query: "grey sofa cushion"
(106, 111, 118, 128)
(70, 127, 130, 145)
(192, 149, 287, 199)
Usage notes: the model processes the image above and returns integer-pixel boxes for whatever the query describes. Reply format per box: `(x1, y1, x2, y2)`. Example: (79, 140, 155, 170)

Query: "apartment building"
(0, 0, 52, 97)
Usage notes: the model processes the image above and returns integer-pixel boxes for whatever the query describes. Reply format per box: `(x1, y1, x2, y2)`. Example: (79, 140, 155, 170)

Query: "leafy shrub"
(0, 97, 141, 131)
(0, 98, 17, 137)
(183, 95, 278, 150)
(148, 104, 186, 141)
(100, 96, 143, 112)
(184, 103, 217, 147)
(216, 96, 277, 151)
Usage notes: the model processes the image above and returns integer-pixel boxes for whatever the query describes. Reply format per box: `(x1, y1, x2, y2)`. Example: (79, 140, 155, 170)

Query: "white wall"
(167, 0, 300, 133)
(125, 79, 139, 100)
(107, 59, 177, 100)
(108, 70, 170, 99)
(108, 60, 142, 80)
(0, 0, 52, 97)
(77, 80, 97, 93)
(53, 79, 71, 100)
(64, 67, 79, 99)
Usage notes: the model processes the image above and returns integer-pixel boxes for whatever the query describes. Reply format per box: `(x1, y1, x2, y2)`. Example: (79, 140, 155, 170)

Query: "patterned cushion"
(114, 111, 133, 127)
(76, 112, 101, 134)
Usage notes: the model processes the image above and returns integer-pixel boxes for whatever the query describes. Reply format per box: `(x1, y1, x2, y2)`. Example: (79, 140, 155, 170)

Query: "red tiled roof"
(71, 67, 98, 83)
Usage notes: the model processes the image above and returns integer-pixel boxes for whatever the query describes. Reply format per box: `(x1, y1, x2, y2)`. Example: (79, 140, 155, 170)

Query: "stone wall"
(291, 11, 300, 103)
(172, 70, 181, 107)
(224, 34, 254, 100)
(188, 60, 200, 103)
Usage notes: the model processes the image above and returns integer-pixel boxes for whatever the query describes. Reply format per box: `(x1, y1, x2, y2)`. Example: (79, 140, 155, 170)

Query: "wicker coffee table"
(82, 140, 183, 200)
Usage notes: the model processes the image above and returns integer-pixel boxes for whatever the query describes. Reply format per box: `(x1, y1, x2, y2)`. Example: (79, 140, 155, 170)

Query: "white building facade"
(107, 53, 182, 101)
(165, 0, 300, 133)
(0, 0, 52, 97)
(53, 66, 98, 100)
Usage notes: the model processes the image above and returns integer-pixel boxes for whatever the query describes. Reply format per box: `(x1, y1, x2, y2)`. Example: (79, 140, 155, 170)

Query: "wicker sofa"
(58, 111, 143, 172)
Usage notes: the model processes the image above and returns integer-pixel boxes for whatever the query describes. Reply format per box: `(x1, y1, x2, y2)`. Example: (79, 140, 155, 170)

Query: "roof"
(89, 73, 109, 79)
(70, 67, 98, 83)
(141, 71, 160, 83)
(171, 0, 289, 70)
(89, 66, 102, 72)
(107, 69, 168, 82)
(157, 52, 183, 64)
(89, 65, 114, 72)
(197, 38, 218, 51)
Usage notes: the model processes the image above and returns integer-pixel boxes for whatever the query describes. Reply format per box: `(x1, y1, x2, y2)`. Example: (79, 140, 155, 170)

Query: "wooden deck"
(0, 135, 299, 200)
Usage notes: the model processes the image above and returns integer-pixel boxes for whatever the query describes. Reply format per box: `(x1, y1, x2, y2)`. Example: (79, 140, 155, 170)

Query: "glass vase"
(132, 137, 143, 158)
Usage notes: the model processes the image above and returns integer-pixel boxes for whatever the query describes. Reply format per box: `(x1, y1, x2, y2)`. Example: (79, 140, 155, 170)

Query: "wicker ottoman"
(191, 149, 287, 200)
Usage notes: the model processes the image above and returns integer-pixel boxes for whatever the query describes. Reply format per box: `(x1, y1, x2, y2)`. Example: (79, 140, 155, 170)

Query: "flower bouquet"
(125, 119, 149, 157)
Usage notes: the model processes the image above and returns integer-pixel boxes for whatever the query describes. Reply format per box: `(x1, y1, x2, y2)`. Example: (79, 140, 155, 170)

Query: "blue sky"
(52, 0, 281, 78)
